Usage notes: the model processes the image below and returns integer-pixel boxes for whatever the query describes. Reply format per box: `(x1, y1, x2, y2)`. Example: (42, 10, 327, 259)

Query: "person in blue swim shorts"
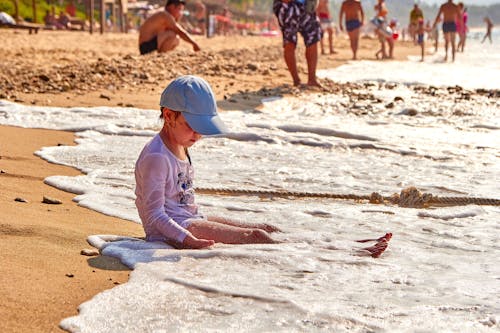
(432, 0, 460, 61)
(339, 0, 364, 60)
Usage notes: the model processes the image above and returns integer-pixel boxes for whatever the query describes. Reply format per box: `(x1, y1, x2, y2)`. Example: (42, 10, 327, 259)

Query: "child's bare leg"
(206, 215, 281, 233)
(187, 220, 277, 244)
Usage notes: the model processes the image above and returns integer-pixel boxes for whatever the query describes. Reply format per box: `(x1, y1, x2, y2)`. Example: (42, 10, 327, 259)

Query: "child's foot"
(361, 240, 388, 258)
(356, 233, 392, 258)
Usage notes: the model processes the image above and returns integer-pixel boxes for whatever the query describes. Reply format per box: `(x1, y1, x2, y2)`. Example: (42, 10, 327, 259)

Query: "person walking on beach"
(138, 0, 201, 55)
(134, 75, 280, 249)
(273, 0, 323, 87)
(456, 3, 467, 52)
(481, 17, 494, 44)
(431, 17, 441, 52)
(317, 0, 336, 55)
(373, 0, 394, 60)
(409, 3, 423, 43)
(194, 1, 206, 35)
(417, 18, 426, 61)
(339, 0, 364, 60)
(432, 0, 460, 62)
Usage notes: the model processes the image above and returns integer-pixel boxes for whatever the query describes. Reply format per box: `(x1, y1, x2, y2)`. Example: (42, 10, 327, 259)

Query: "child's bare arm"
(166, 234, 215, 249)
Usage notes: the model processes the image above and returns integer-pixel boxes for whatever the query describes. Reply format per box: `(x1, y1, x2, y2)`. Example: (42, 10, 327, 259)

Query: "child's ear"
(162, 107, 172, 120)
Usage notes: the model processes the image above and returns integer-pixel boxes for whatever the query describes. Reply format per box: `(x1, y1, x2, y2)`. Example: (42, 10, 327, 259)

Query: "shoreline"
(1, 30, 426, 332)
(0, 125, 143, 333)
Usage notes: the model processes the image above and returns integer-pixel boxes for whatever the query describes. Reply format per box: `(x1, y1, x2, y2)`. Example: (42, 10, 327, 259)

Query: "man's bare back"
(438, 1, 459, 23)
(139, 11, 175, 44)
(340, 0, 363, 22)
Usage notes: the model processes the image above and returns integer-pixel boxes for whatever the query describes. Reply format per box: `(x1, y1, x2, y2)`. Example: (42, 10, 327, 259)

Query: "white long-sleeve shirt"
(135, 134, 202, 243)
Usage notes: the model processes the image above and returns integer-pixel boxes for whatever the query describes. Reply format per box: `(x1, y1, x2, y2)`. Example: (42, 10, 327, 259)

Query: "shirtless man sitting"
(433, 0, 460, 62)
(139, 0, 201, 55)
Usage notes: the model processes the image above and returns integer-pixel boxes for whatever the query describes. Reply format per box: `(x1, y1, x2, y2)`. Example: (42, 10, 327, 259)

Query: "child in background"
(417, 18, 425, 61)
(134, 75, 280, 249)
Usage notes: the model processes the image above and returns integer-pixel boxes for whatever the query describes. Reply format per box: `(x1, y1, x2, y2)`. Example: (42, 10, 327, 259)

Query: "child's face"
(164, 110, 202, 147)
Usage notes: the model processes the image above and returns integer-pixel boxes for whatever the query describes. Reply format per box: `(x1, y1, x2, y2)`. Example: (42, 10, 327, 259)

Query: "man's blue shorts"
(273, 0, 322, 47)
(442, 21, 457, 33)
(346, 19, 362, 32)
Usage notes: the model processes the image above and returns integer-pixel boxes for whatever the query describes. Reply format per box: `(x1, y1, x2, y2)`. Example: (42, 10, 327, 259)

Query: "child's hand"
(182, 235, 215, 249)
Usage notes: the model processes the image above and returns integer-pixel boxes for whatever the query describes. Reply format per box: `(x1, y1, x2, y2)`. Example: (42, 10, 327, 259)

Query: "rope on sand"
(196, 186, 500, 208)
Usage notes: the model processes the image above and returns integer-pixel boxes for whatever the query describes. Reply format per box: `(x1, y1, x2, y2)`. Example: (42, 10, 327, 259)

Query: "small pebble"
(65, 273, 74, 278)
(42, 196, 62, 204)
(14, 197, 28, 203)
(81, 249, 99, 256)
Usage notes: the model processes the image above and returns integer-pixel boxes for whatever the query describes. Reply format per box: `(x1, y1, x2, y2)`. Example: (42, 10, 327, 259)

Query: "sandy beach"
(1, 29, 424, 332)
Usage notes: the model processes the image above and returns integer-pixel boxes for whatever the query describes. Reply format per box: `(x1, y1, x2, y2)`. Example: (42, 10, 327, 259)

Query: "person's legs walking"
(305, 42, 320, 86)
(284, 42, 301, 86)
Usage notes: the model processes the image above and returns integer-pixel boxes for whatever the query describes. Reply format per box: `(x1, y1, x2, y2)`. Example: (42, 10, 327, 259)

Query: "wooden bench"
(0, 22, 43, 34)
(69, 17, 86, 31)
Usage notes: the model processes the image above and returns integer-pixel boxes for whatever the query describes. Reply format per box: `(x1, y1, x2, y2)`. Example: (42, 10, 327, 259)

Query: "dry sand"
(0, 28, 421, 332)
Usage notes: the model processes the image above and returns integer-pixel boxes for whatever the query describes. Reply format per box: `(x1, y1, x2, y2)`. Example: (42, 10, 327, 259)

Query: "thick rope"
(196, 186, 500, 208)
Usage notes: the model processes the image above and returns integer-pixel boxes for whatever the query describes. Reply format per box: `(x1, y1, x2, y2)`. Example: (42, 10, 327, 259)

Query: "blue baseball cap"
(159, 75, 228, 135)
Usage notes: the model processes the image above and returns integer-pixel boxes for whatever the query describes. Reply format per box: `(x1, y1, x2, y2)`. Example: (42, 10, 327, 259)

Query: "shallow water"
(1, 38, 499, 332)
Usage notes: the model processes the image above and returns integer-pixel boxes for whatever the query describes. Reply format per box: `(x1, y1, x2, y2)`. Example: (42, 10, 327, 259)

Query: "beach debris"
(390, 187, 433, 208)
(246, 63, 259, 71)
(361, 210, 395, 215)
(369, 192, 385, 204)
(479, 316, 497, 327)
(81, 248, 99, 256)
(0, 169, 6, 173)
(42, 196, 62, 204)
(385, 102, 394, 109)
(393, 96, 404, 102)
(99, 94, 111, 101)
(39, 74, 50, 82)
(14, 197, 28, 203)
(65, 273, 74, 278)
(399, 108, 418, 116)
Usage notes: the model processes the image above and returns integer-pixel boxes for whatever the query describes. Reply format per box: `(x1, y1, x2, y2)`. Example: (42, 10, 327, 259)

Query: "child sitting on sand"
(134, 75, 280, 249)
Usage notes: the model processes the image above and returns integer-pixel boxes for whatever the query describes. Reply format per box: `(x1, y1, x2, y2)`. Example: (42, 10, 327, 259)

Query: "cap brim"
(183, 113, 228, 136)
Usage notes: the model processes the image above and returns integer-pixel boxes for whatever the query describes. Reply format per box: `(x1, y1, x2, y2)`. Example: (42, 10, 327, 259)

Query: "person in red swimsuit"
(316, 0, 336, 55)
